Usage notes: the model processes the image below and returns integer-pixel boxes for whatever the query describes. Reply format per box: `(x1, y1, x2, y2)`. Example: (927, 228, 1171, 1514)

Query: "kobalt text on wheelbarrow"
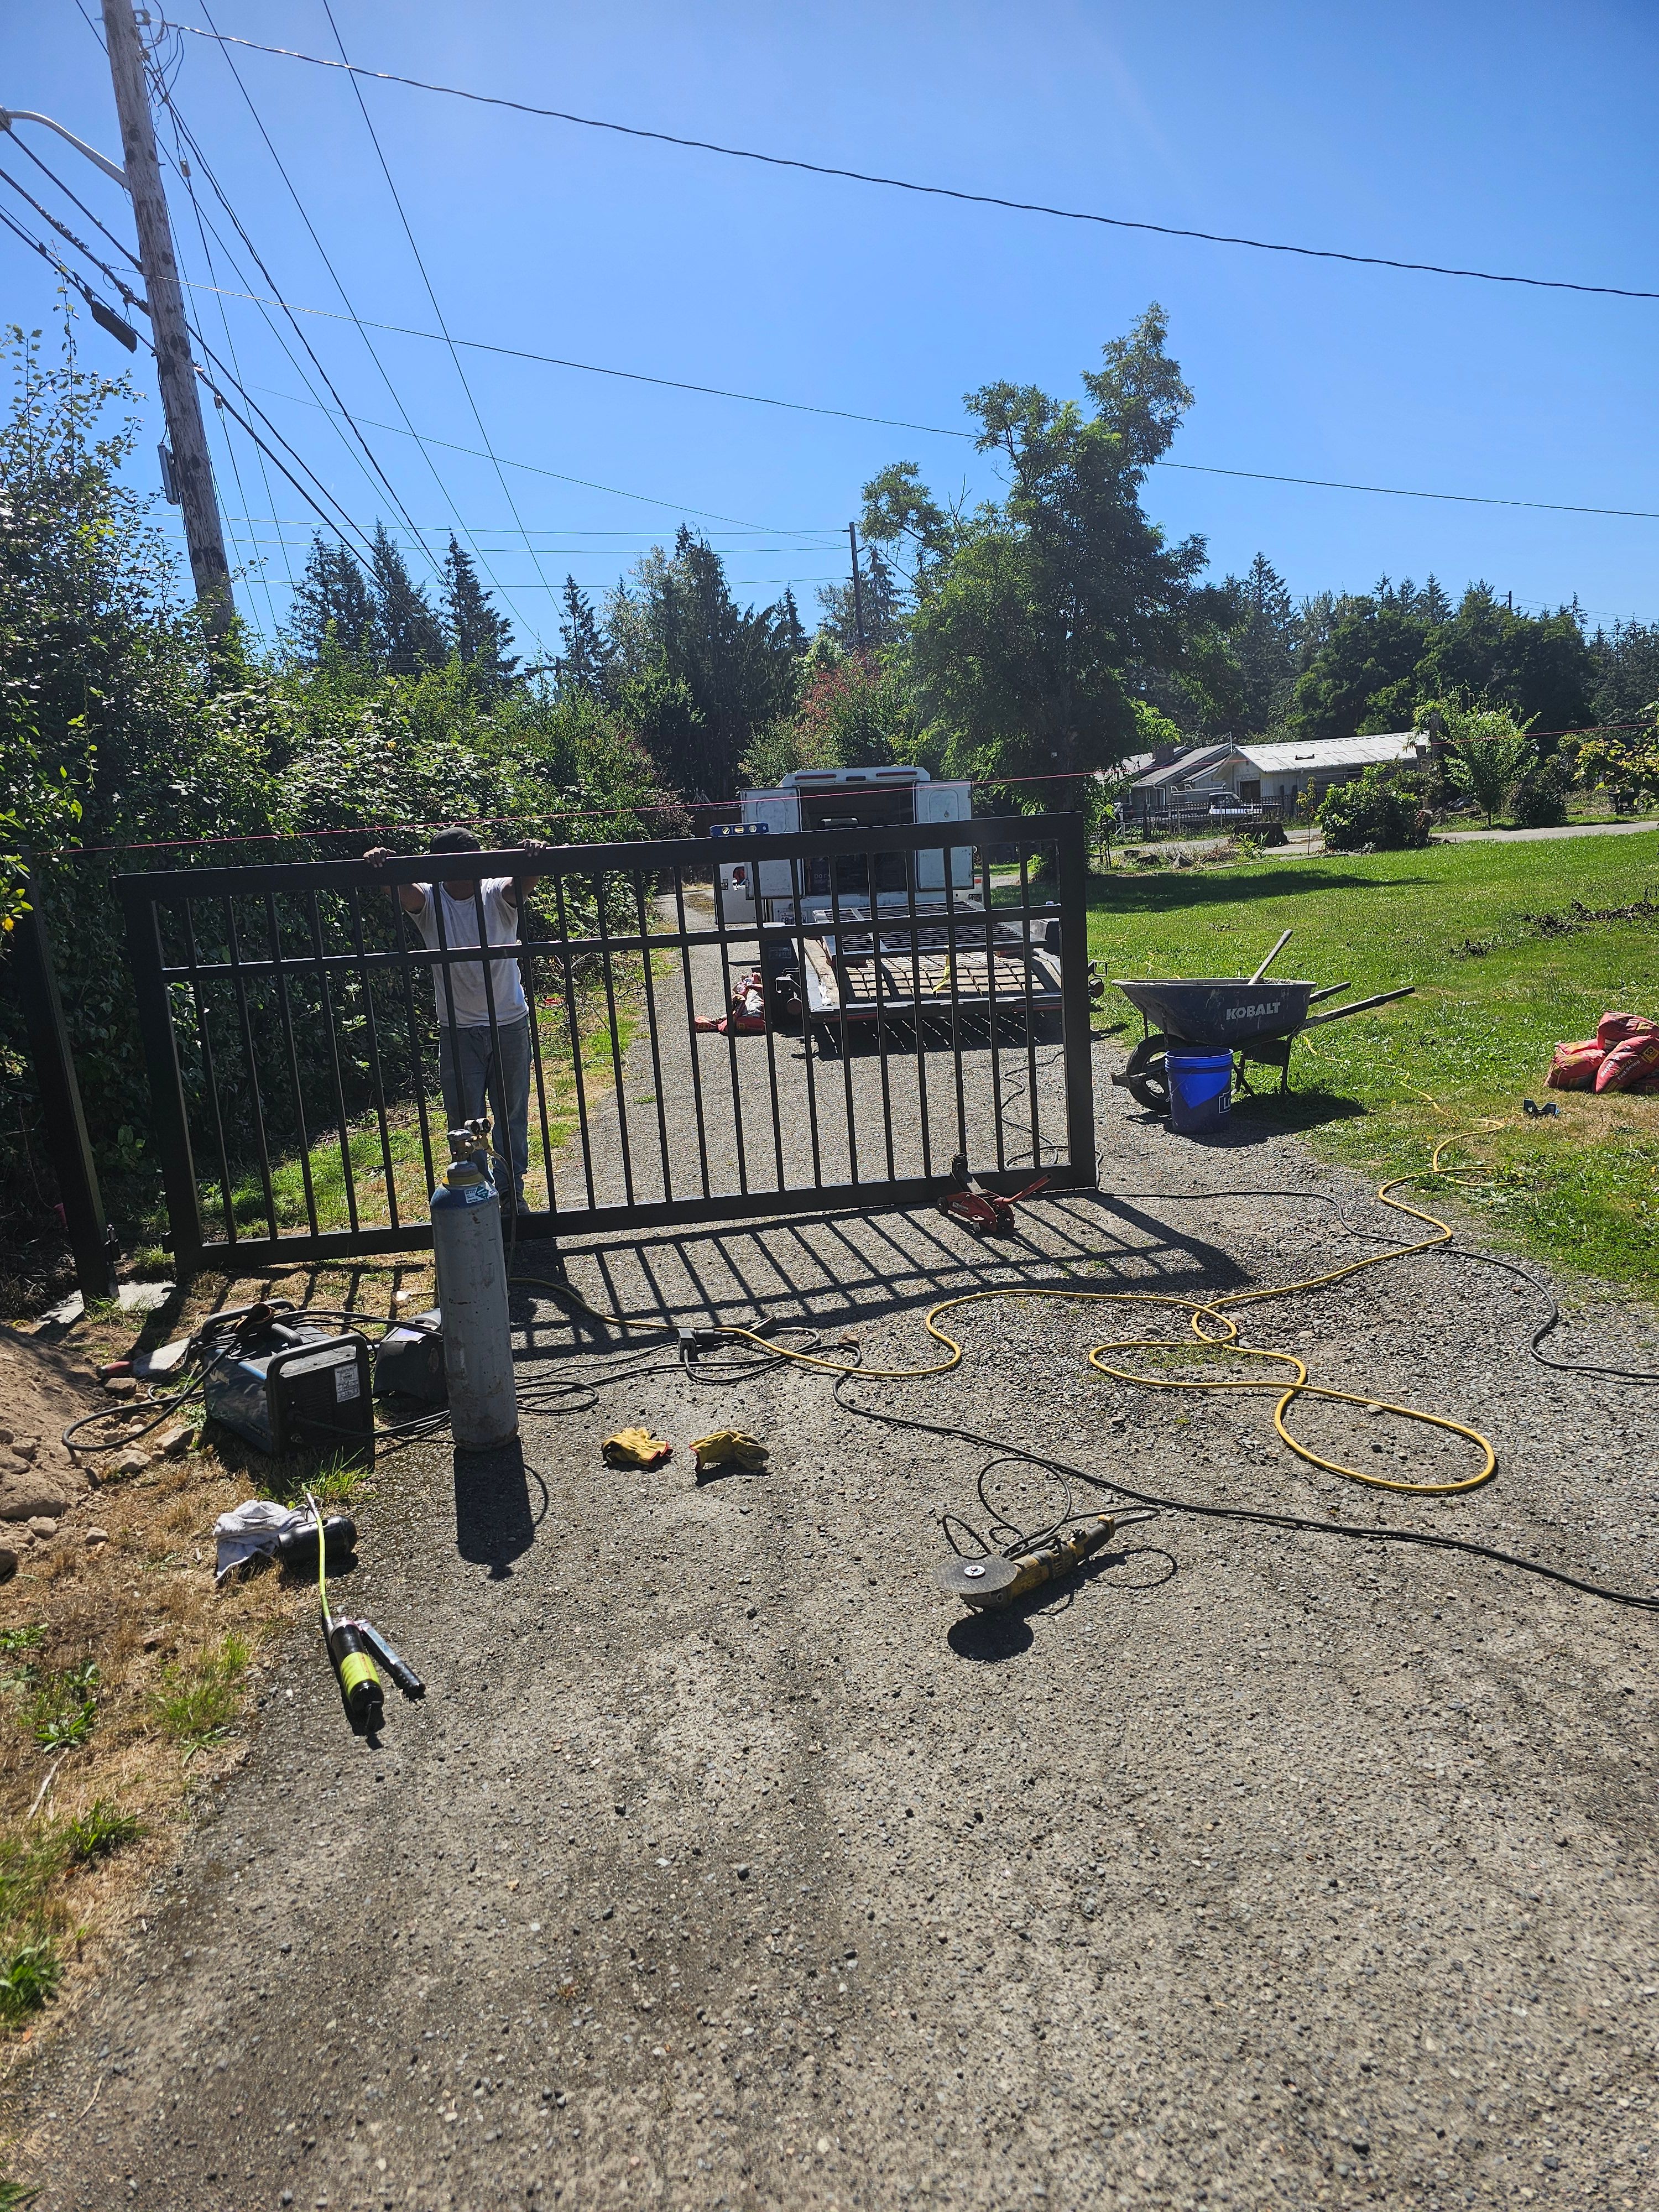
(1108, 928, 1415, 1114)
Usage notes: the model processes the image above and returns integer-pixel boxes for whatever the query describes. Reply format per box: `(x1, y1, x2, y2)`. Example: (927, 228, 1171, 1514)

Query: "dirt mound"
(0, 1328, 101, 1532)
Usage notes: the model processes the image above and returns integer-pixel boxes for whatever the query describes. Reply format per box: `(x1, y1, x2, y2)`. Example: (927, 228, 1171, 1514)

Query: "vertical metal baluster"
(305, 888, 360, 1237)
(519, 873, 559, 1227)
(1016, 846, 1042, 1170)
(827, 846, 859, 1183)
(902, 831, 932, 1181)
(1056, 813, 1098, 1190)
(346, 888, 400, 1228)
(754, 896, 787, 1197)
(389, 873, 437, 1204)
(223, 895, 278, 1240)
(869, 838, 896, 1182)
(182, 901, 236, 1247)
(469, 875, 509, 1204)
(943, 846, 969, 1164)
(985, 839, 1006, 1173)
(789, 850, 824, 1191)
(630, 870, 674, 1202)
(712, 853, 749, 1195)
(552, 869, 598, 1211)
(261, 891, 317, 1238)
(594, 867, 635, 1209)
(672, 866, 712, 1201)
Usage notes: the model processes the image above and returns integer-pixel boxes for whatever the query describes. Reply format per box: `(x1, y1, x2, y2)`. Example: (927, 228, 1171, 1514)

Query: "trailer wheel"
(1121, 1032, 1170, 1113)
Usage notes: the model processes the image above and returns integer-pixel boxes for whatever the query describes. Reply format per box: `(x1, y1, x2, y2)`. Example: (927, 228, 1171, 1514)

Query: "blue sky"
(5, 1, 1659, 661)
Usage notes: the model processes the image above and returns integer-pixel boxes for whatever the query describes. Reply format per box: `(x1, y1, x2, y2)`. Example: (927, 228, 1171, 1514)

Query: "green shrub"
(1510, 755, 1571, 828)
(1317, 766, 1431, 852)
(25, 1663, 97, 1752)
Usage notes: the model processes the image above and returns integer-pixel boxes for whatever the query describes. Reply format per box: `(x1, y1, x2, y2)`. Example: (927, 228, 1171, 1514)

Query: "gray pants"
(437, 1016, 531, 1206)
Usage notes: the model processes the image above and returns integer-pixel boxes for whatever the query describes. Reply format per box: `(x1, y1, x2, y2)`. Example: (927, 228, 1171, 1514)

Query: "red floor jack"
(940, 1154, 1050, 1236)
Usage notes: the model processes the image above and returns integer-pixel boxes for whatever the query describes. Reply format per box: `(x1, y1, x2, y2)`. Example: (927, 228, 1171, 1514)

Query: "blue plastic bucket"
(1166, 1048, 1232, 1134)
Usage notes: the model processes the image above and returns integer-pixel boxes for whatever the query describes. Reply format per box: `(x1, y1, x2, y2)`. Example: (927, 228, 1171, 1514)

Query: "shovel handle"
(1248, 929, 1292, 985)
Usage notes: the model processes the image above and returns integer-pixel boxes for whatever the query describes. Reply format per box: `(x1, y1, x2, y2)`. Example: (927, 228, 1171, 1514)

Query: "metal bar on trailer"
(1054, 813, 1098, 1188)
(346, 888, 400, 1229)
(261, 891, 318, 1239)
(670, 864, 713, 1201)
(182, 901, 237, 1249)
(304, 888, 361, 1238)
(224, 895, 279, 1240)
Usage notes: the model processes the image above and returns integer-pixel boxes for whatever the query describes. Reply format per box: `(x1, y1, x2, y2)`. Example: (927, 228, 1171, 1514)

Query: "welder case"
(199, 1303, 374, 1457)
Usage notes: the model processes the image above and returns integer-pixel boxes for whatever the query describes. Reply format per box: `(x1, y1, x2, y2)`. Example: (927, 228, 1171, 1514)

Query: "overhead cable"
(318, 0, 555, 650)
(163, 19, 1659, 304)
(5, 129, 140, 269)
(192, 0, 540, 638)
(150, 71, 447, 586)
(174, 280, 1659, 528)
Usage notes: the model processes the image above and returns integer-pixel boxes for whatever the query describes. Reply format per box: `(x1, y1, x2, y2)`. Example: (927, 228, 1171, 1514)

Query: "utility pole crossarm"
(99, 0, 232, 635)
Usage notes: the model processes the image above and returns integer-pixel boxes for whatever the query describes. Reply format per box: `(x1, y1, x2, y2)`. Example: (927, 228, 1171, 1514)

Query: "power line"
(149, 76, 447, 590)
(190, 0, 543, 650)
(0, 160, 145, 309)
(4, 133, 141, 270)
(318, 0, 556, 649)
(163, 19, 1659, 305)
(161, 277, 1659, 530)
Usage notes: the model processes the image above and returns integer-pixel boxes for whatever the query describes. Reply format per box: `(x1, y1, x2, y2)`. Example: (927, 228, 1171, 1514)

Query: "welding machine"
(373, 1308, 446, 1406)
(199, 1301, 374, 1458)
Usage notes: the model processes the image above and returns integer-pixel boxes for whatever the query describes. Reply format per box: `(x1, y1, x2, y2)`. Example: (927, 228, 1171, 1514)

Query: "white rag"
(213, 1499, 309, 1583)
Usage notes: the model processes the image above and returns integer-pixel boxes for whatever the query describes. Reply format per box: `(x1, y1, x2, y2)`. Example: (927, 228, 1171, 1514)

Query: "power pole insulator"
(101, 0, 233, 637)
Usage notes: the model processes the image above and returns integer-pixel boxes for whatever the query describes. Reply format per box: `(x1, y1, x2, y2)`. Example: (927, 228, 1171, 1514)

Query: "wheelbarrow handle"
(1305, 980, 1352, 1005)
(1299, 984, 1416, 1027)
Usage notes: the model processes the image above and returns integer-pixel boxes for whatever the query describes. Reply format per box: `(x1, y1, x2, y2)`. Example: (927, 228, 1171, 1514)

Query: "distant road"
(1435, 817, 1658, 844)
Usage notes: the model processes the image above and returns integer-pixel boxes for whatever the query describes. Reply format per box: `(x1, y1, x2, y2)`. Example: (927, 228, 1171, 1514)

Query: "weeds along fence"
(118, 816, 1098, 1269)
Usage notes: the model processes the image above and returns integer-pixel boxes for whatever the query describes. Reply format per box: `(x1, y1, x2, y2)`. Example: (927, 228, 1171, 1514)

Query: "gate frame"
(119, 812, 1097, 1271)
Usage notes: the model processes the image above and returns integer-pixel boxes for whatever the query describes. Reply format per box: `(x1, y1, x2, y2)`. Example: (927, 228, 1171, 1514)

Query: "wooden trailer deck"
(799, 914, 1063, 1021)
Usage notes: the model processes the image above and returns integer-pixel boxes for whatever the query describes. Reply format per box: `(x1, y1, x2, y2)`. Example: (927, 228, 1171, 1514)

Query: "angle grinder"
(935, 1515, 1118, 1610)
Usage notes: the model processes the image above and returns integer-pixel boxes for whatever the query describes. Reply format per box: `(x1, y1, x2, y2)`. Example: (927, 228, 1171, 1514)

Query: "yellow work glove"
(690, 1428, 769, 1473)
(601, 1427, 674, 1469)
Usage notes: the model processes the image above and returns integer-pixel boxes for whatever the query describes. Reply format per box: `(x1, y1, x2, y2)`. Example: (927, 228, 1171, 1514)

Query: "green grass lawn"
(1088, 831, 1659, 1301)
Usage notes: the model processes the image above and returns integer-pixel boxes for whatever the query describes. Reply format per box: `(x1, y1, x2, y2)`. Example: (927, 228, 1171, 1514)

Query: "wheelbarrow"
(1108, 929, 1414, 1113)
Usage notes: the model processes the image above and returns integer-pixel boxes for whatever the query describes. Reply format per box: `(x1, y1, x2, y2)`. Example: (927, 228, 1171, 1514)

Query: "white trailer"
(715, 765, 1062, 1026)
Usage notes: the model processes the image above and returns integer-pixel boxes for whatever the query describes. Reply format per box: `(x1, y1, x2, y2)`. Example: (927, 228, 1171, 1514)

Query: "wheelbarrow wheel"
(1121, 1032, 1170, 1114)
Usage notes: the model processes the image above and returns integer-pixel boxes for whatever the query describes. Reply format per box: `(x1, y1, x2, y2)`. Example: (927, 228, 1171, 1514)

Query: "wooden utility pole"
(847, 521, 868, 652)
(101, 0, 232, 635)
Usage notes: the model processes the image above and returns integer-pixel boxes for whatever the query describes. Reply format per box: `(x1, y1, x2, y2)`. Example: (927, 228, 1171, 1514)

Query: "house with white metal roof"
(1125, 733, 1426, 817)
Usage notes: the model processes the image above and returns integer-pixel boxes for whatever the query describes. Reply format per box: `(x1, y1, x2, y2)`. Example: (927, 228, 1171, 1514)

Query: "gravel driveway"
(17, 1003, 1659, 2212)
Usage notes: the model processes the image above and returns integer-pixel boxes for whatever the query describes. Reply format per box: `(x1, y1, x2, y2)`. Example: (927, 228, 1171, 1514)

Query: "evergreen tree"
(555, 575, 613, 695)
(1228, 551, 1296, 731)
(442, 535, 518, 694)
(288, 533, 373, 663)
(1420, 574, 1453, 624)
(368, 521, 445, 675)
(817, 542, 905, 650)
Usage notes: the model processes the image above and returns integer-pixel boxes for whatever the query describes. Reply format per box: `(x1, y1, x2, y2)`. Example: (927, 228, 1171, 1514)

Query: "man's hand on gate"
(363, 847, 426, 915)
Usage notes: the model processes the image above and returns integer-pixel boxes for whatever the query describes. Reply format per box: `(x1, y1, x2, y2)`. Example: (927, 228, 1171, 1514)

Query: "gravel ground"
(15, 985, 1659, 2212)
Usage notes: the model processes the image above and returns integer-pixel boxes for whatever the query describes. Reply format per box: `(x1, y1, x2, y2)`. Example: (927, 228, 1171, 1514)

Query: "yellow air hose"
(512, 1138, 1496, 1499)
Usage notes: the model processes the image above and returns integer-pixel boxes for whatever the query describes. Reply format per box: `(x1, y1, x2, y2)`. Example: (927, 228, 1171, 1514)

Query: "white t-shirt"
(413, 877, 529, 1029)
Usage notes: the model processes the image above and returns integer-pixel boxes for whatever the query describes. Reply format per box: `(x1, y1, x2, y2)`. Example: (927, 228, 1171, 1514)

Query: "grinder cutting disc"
(935, 1554, 1019, 1603)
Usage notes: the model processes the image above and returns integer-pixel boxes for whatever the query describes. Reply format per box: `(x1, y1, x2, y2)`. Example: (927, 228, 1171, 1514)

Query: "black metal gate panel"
(118, 813, 1097, 1270)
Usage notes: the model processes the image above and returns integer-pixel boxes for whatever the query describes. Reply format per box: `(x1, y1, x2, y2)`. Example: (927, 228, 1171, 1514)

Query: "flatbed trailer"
(792, 905, 1063, 1025)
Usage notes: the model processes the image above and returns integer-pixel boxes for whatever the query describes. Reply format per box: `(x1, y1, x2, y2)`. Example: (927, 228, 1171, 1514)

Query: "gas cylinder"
(430, 1121, 518, 1450)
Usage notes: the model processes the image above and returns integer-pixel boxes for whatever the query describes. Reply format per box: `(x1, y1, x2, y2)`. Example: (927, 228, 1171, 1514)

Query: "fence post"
(12, 894, 116, 1301)
(118, 878, 204, 1270)
(1053, 812, 1098, 1190)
